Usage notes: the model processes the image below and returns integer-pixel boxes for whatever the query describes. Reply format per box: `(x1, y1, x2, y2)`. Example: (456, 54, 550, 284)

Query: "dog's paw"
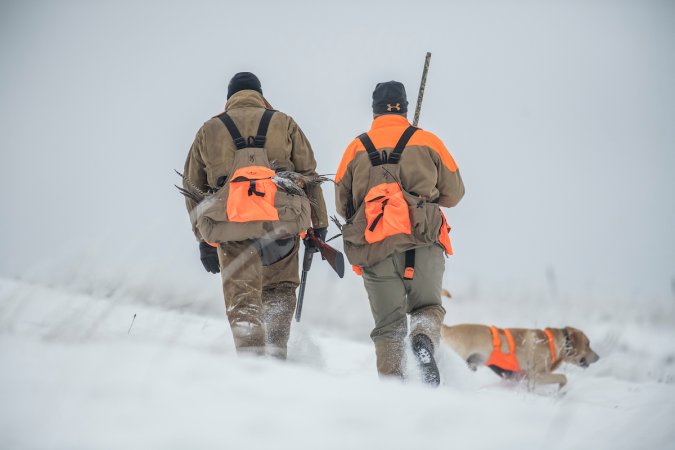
(466, 354, 483, 371)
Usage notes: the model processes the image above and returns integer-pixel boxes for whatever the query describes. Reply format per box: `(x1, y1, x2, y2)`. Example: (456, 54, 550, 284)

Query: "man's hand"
(199, 242, 220, 274)
(303, 227, 327, 254)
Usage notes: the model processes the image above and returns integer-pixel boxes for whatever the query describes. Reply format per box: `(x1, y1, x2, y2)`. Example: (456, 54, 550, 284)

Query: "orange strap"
(503, 328, 517, 354)
(544, 328, 557, 366)
(489, 325, 501, 348)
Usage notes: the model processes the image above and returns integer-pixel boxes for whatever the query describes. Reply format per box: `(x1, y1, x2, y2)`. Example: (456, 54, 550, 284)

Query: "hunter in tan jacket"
(335, 81, 464, 384)
(183, 72, 328, 358)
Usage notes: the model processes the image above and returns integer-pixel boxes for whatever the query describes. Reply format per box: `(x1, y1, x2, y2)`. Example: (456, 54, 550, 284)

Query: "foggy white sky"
(1, 0, 673, 301)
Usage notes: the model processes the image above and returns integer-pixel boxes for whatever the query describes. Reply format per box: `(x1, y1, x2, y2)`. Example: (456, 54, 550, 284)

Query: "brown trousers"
(361, 244, 446, 378)
(217, 238, 300, 359)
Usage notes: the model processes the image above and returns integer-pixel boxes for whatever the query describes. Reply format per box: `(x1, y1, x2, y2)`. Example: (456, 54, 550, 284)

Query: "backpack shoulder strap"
(253, 109, 275, 148)
(216, 113, 246, 150)
(388, 126, 418, 164)
(357, 132, 382, 166)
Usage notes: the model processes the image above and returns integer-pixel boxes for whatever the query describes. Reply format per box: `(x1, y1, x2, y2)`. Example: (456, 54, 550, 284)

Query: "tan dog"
(441, 324, 600, 388)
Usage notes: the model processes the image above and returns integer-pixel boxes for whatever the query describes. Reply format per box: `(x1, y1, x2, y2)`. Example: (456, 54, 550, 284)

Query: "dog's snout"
(588, 350, 600, 363)
(580, 350, 600, 368)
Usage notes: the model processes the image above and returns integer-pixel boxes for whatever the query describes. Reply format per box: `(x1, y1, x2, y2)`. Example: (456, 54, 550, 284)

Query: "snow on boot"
(412, 334, 440, 387)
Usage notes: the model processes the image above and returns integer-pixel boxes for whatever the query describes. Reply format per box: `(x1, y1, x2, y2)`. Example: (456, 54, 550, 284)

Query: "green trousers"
(361, 244, 446, 378)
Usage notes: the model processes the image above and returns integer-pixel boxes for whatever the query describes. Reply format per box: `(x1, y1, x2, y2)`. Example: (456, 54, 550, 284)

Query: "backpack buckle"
(254, 135, 266, 147)
(233, 136, 247, 149)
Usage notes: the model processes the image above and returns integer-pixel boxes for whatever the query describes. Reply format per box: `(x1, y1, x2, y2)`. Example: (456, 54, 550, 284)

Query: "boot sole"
(412, 341, 440, 387)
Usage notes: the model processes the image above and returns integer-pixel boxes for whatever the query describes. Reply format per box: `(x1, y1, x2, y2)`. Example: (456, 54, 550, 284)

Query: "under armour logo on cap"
(372, 81, 408, 115)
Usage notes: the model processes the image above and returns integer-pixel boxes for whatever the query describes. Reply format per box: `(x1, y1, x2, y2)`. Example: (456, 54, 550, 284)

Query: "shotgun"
(413, 52, 432, 127)
(295, 232, 345, 322)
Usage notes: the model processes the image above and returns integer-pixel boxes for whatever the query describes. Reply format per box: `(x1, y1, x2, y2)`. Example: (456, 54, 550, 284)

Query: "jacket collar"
(370, 114, 410, 130)
(225, 90, 268, 111)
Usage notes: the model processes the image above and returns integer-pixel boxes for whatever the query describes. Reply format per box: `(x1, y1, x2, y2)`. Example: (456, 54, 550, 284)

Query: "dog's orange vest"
(487, 326, 559, 376)
(486, 326, 523, 374)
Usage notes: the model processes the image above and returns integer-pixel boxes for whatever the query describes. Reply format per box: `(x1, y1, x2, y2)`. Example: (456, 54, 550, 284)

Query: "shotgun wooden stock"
(308, 234, 345, 279)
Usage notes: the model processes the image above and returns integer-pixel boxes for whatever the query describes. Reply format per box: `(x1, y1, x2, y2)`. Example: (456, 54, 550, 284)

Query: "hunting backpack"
(191, 110, 311, 243)
(341, 126, 452, 272)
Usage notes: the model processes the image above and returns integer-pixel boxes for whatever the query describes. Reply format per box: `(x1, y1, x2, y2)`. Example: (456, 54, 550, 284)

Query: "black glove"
(303, 227, 327, 254)
(199, 241, 220, 274)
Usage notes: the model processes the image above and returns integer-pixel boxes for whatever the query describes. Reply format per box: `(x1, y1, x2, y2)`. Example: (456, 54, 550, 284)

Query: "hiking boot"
(412, 334, 440, 387)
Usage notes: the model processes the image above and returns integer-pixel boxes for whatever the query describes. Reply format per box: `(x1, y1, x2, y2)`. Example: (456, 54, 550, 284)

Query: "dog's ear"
(565, 327, 591, 351)
(564, 326, 579, 354)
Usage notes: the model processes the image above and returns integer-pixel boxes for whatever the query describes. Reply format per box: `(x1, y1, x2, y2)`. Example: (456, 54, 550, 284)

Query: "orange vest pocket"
(438, 210, 453, 255)
(364, 182, 411, 244)
(226, 166, 279, 222)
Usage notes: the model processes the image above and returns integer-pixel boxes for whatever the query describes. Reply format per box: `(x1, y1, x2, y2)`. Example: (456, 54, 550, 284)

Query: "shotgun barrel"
(294, 233, 345, 322)
(413, 52, 432, 127)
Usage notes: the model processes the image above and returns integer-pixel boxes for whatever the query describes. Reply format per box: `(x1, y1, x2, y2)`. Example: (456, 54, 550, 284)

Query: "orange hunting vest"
(486, 326, 523, 374)
(486, 327, 559, 376)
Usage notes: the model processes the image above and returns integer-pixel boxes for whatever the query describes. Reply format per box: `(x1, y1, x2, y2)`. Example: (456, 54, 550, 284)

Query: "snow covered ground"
(2, 0, 674, 448)
(1, 275, 673, 449)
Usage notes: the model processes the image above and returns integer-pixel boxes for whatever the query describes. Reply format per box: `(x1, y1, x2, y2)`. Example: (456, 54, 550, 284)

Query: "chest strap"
(217, 109, 275, 150)
(357, 125, 418, 166)
(544, 328, 557, 366)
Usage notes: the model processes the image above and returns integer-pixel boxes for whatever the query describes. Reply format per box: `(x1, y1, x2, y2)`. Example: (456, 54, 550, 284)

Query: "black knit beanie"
(372, 81, 408, 115)
(227, 72, 263, 99)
